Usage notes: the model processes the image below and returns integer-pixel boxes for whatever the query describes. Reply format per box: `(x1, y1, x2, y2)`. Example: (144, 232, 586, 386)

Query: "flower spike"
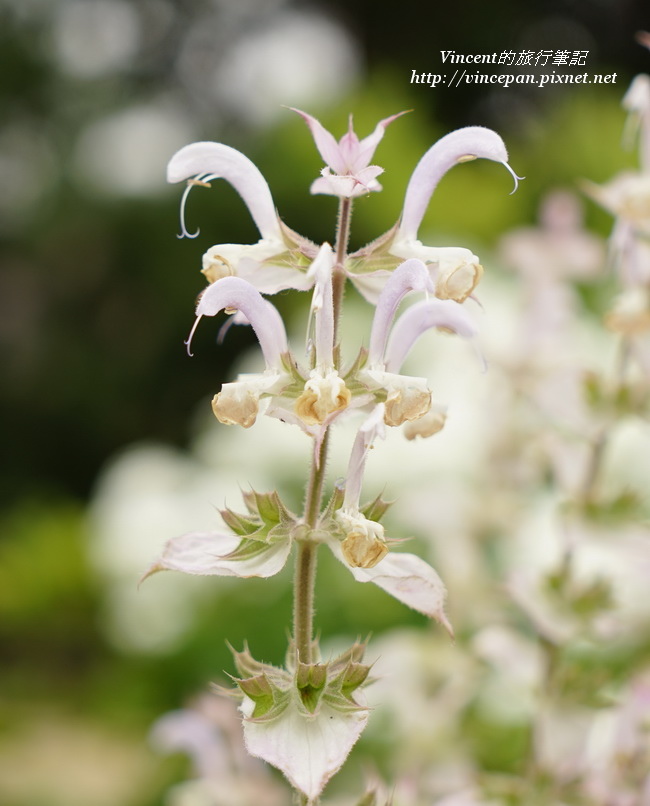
(398, 126, 523, 242)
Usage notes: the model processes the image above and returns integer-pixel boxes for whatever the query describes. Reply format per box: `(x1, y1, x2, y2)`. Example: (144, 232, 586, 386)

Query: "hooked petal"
(384, 297, 478, 373)
(167, 142, 283, 241)
(193, 277, 288, 368)
(141, 531, 292, 580)
(367, 258, 434, 366)
(398, 126, 519, 242)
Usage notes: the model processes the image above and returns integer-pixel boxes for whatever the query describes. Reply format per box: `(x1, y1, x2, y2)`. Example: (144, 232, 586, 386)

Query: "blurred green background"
(1, 0, 648, 803)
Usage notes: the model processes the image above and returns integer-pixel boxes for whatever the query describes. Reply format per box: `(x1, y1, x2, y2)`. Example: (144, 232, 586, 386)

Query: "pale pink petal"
(290, 108, 347, 174)
(367, 259, 434, 366)
(309, 244, 336, 369)
(398, 127, 516, 242)
(384, 297, 478, 373)
(328, 542, 452, 635)
(343, 404, 386, 510)
(241, 695, 368, 800)
(237, 258, 316, 294)
(143, 531, 292, 579)
(167, 142, 282, 241)
(310, 173, 383, 198)
(193, 277, 288, 367)
(353, 111, 409, 171)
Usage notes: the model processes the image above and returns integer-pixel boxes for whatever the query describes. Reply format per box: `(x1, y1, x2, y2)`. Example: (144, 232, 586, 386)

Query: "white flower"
(168, 141, 318, 293)
(185, 275, 293, 429)
(346, 126, 522, 303)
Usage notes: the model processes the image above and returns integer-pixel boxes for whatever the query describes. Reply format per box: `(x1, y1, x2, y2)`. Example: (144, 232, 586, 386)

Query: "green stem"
(292, 197, 353, 666)
(332, 197, 352, 344)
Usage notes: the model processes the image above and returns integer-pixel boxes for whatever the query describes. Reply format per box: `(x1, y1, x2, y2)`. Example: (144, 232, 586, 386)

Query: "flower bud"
(295, 371, 351, 425)
(341, 531, 389, 569)
(336, 510, 388, 569)
(384, 384, 431, 427)
(212, 383, 259, 428)
(434, 258, 483, 303)
(201, 248, 236, 283)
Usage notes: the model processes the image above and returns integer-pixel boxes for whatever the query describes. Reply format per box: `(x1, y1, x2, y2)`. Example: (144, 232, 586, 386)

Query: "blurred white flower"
(74, 100, 195, 196)
(51, 0, 141, 78)
(213, 10, 360, 126)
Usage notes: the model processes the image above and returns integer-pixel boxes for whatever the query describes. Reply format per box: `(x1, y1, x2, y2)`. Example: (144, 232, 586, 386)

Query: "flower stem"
(332, 197, 352, 343)
(292, 197, 353, 664)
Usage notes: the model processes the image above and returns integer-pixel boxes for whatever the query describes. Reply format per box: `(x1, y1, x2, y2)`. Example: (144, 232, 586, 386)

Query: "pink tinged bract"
(367, 258, 434, 367)
(167, 141, 283, 241)
(384, 297, 479, 373)
(241, 694, 368, 801)
(142, 531, 292, 580)
(397, 126, 522, 243)
(188, 276, 288, 367)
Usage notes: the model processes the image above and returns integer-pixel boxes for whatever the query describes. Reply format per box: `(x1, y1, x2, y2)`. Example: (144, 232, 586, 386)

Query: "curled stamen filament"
(184, 314, 204, 356)
(177, 173, 219, 239)
(502, 161, 525, 195)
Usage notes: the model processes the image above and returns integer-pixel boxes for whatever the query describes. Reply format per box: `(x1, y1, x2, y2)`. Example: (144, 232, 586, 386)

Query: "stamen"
(177, 173, 219, 239)
(217, 316, 236, 345)
(501, 161, 525, 195)
(184, 314, 203, 356)
(457, 154, 478, 163)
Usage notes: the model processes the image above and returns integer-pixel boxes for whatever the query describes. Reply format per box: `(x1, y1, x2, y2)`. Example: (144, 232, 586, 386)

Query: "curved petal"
(367, 258, 434, 366)
(142, 531, 292, 579)
(398, 127, 516, 242)
(308, 244, 335, 369)
(384, 297, 478, 373)
(328, 542, 453, 636)
(167, 142, 283, 241)
(343, 404, 386, 511)
(192, 276, 288, 367)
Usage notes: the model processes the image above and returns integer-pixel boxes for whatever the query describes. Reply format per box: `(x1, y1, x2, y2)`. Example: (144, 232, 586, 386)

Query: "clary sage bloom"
(168, 141, 320, 294)
(346, 125, 523, 303)
(150, 107, 519, 803)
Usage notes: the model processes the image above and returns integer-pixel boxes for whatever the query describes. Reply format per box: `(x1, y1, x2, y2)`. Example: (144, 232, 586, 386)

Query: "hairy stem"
(292, 197, 353, 665)
(332, 197, 352, 344)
